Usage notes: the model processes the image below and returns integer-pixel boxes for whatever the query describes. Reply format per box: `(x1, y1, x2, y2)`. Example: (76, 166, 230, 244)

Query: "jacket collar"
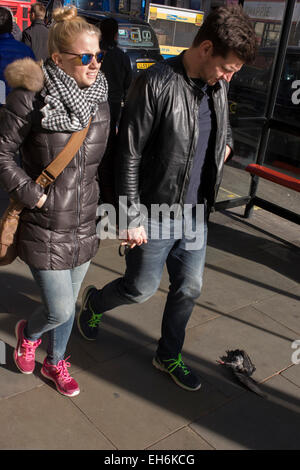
(172, 50, 221, 94)
(32, 19, 46, 26)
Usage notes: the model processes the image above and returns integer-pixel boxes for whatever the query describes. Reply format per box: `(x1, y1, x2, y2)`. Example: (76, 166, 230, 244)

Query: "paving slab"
(0, 259, 40, 316)
(253, 285, 300, 335)
(180, 304, 296, 397)
(73, 288, 219, 367)
(0, 385, 115, 450)
(281, 364, 300, 388)
(190, 375, 300, 450)
(0, 349, 43, 400)
(147, 427, 214, 450)
(211, 205, 298, 235)
(71, 345, 229, 450)
(0, 313, 47, 399)
(197, 256, 297, 317)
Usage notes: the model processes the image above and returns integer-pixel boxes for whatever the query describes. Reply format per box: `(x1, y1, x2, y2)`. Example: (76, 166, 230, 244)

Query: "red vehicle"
(0, 0, 36, 31)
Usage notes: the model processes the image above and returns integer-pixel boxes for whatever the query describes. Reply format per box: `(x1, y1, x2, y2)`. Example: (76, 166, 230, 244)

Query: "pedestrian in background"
(22, 2, 49, 61)
(0, 6, 109, 397)
(99, 17, 132, 136)
(1, 7, 22, 41)
(0, 6, 35, 104)
(97, 17, 132, 206)
(77, 6, 257, 392)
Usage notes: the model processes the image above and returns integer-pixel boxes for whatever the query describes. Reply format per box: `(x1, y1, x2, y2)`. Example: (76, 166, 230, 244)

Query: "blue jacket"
(0, 33, 35, 104)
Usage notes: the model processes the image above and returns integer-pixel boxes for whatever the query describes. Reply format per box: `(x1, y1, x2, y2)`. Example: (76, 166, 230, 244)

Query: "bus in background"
(0, 0, 36, 31)
(148, 3, 204, 59)
(243, 0, 300, 47)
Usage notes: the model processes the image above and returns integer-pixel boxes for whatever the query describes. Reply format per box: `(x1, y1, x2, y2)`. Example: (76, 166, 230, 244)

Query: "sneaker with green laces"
(77, 285, 103, 341)
(152, 354, 201, 391)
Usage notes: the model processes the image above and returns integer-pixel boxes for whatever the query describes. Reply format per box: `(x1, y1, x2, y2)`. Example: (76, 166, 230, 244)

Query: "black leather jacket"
(115, 52, 233, 226)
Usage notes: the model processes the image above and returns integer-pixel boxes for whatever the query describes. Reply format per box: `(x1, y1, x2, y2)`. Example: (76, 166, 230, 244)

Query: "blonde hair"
(48, 6, 100, 56)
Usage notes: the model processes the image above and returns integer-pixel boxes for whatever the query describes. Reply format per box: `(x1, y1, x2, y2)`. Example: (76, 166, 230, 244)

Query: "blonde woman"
(0, 6, 109, 396)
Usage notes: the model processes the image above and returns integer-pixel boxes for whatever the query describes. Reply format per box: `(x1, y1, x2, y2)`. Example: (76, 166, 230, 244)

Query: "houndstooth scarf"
(40, 59, 108, 132)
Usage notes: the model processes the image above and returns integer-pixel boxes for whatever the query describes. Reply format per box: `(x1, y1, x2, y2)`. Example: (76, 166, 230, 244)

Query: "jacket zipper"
(73, 147, 82, 267)
(212, 89, 222, 200)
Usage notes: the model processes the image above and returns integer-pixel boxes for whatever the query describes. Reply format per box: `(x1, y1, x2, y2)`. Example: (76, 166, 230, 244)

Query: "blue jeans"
(26, 261, 90, 364)
(91, 205, 207, 359)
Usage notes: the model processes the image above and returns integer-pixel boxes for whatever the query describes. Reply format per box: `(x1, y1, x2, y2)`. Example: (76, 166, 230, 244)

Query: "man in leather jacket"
(22, 3, 49, 61)
(78, 6, 257, 391)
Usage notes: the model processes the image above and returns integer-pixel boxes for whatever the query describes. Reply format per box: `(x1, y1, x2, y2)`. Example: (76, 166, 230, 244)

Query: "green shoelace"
(87, 302, 103, 328)
(163, 354, 190, 376)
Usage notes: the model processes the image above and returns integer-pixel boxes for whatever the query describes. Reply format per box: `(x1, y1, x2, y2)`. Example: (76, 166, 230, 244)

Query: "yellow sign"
(136, 62, 155, 70)
(149, 6, 203, 25)
(160, 45, 187, 56)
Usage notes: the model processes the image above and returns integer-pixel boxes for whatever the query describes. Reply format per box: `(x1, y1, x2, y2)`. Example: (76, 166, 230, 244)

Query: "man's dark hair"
(0, 6, 13, 34)
(100, 18, 118, 49)
(193, 6, 257, 63)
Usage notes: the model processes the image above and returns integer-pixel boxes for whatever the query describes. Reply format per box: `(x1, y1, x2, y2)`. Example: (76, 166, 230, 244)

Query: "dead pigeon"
(218, 349, 268, 399)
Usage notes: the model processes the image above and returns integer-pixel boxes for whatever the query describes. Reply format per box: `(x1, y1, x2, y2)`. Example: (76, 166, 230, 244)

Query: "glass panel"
(173, 21, 200, 48)
(226, 1, 286, 175)
(76, 0, 104, 9)
(265, 128, 300, 175)
(273, 0, 300, 126)
(216, 125, 262, 202)
(149, 18, 175, 48)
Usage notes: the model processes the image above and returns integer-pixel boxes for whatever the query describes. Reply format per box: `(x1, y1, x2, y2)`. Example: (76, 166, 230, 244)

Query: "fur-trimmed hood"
(4, 58, 44, 92)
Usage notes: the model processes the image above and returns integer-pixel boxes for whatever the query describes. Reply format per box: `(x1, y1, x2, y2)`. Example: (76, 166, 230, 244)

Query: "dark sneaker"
(152, 354, 201, 391)
(77, 285, 102, 341)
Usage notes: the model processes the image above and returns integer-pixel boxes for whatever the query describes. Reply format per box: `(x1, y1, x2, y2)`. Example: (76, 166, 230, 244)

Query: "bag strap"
(35, 117, 92, 189)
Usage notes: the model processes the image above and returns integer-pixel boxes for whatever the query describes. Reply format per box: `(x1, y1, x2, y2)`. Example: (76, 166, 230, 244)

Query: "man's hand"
(120, 226, 148, 249)
(224, 145, 232, 162)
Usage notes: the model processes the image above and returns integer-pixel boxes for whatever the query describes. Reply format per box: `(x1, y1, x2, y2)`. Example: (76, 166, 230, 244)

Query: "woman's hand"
(120, 226, 148, 249)
(36, 194, 47, 209)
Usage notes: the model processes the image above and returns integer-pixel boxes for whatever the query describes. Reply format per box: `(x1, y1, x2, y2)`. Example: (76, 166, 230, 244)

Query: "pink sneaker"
(14, 320, 41, 374)
(41, 356, 80, 397)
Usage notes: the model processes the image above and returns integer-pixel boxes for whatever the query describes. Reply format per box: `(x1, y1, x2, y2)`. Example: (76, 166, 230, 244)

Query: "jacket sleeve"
(0, 89, 44, 209)
(224, 80, 234, 159)
(115, 71, 157, 229)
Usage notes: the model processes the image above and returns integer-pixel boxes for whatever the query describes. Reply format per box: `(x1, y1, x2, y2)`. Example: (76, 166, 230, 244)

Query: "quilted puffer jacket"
(0, 59, 110, 270)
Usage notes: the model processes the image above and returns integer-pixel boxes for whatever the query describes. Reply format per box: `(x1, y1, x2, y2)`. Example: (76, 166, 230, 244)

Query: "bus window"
(148, 4, 204, 58)
(173, 21, 200, 48)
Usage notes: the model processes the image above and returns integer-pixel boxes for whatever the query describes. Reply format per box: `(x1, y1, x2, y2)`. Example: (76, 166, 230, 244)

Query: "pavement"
(0, 195, 299, 450)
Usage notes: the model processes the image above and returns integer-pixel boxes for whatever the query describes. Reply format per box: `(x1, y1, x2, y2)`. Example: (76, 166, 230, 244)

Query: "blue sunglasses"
(61, 51, 104, 65)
